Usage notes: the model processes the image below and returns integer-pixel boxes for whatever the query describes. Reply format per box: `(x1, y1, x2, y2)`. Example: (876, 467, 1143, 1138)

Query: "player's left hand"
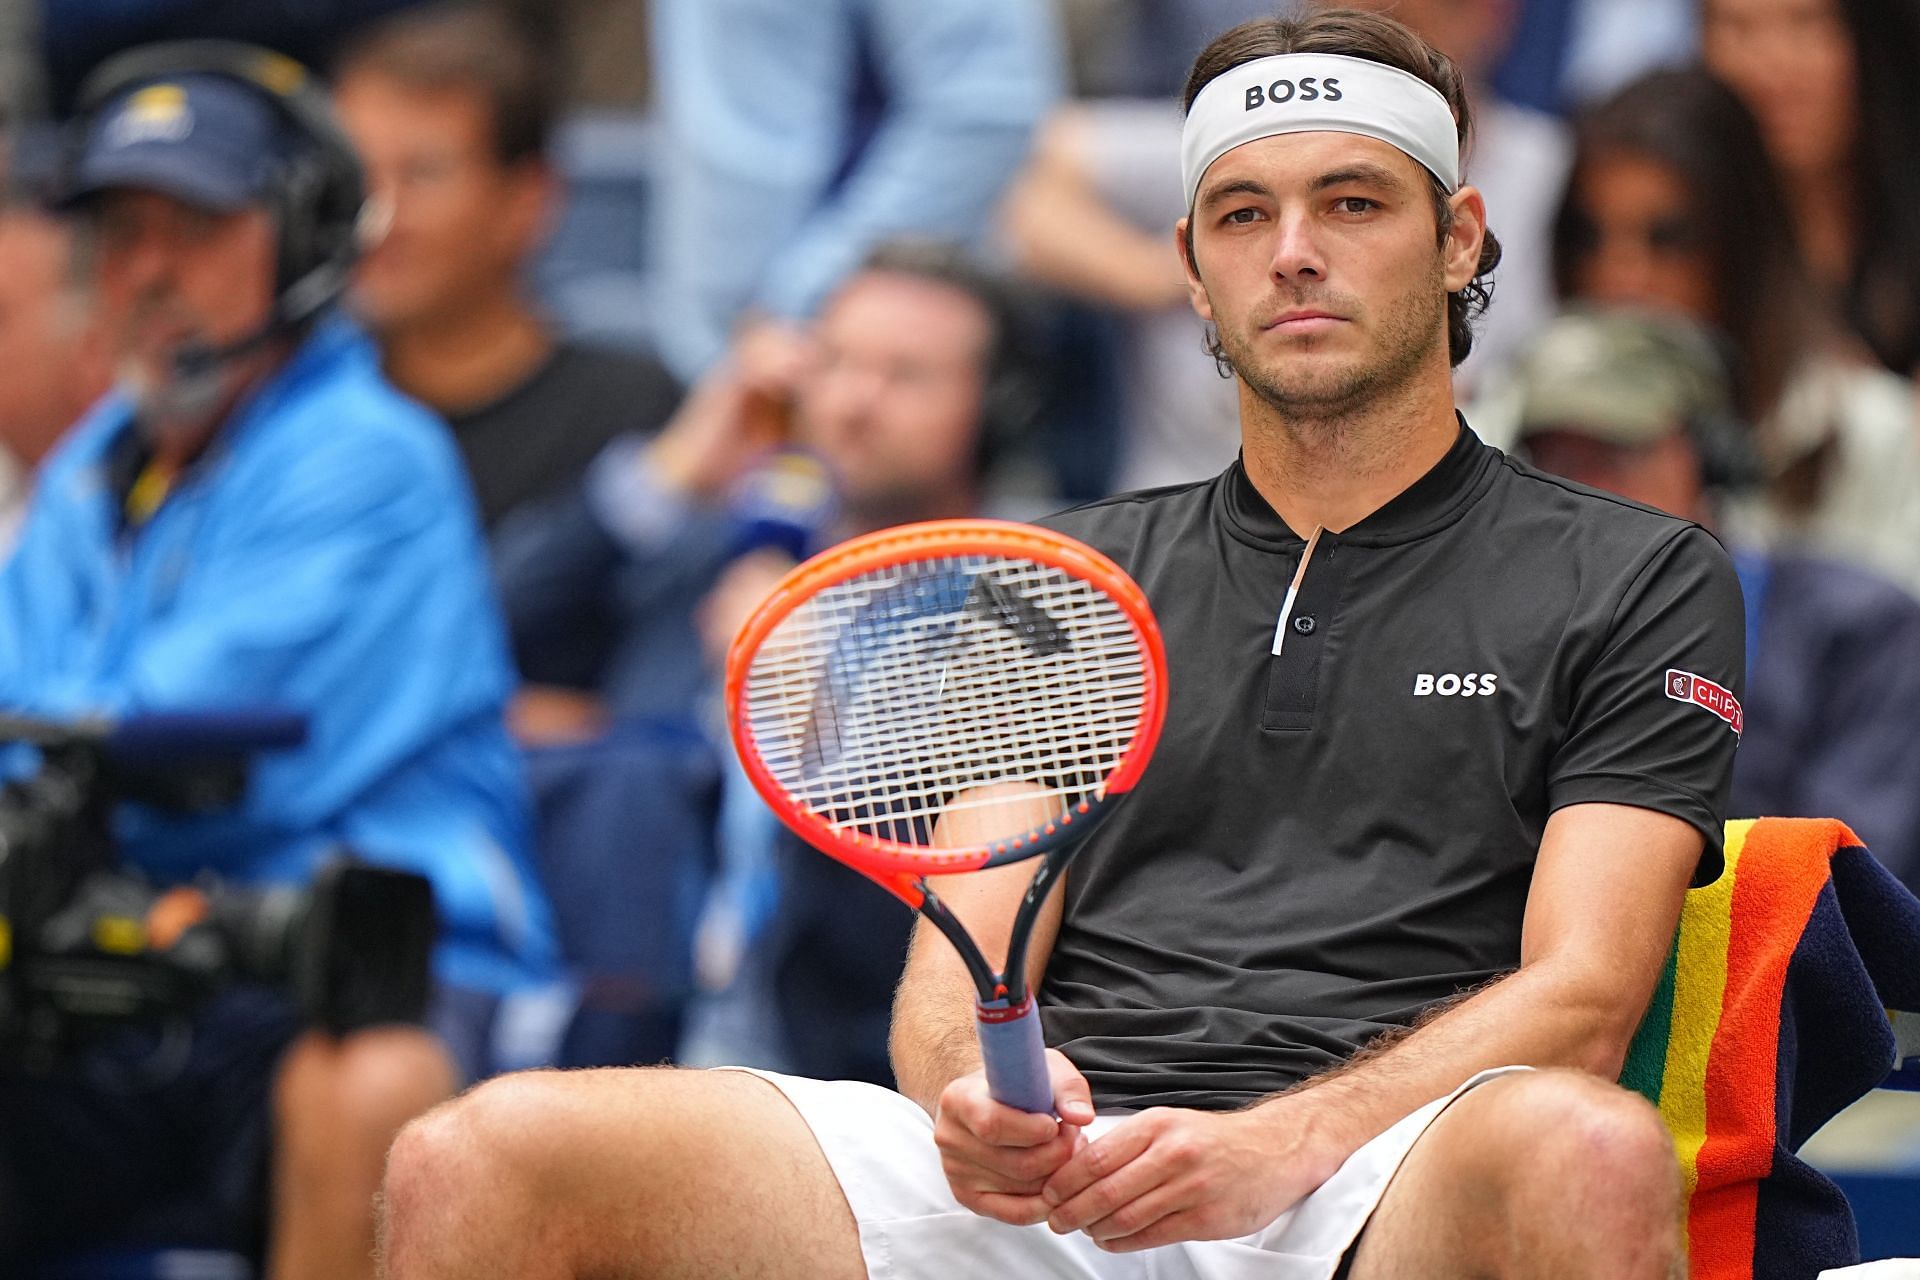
(1039, 1101, 1344, 1251)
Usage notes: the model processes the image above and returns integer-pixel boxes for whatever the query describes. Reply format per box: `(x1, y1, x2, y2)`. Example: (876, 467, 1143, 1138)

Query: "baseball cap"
(61, 73, 291, 212)
(1511, 308, 1734, 448)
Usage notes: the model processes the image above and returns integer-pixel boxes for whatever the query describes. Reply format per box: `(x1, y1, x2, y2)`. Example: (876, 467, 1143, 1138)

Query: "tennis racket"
(726, 519, 1166, 1114)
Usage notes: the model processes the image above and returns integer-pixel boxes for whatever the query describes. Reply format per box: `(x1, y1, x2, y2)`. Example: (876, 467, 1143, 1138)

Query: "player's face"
(335, 72, 550, 331)
(796, 272, 989, 522)
(1702, 0, 1856, 179)
(88, 189, 276, 397)
(1178, 131, 1483, 415)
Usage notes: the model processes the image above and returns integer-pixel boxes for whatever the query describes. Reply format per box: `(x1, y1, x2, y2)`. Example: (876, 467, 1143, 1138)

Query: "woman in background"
(1547, 67, 1920, 596)
(1702, 0, 1920, 378)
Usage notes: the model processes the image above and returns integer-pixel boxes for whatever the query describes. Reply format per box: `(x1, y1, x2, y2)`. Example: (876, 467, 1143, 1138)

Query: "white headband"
(1180, 53, 1461, 207)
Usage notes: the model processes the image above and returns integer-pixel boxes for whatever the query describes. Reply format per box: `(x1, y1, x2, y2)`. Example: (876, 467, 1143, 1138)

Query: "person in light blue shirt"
(0, 46, 553, 1278)
(648, 0, 1061, 382)
(4, 312, 557, 995)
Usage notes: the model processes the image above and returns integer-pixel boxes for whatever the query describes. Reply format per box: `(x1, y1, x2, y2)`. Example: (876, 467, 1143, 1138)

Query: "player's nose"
(1266, 210, 1327, 282)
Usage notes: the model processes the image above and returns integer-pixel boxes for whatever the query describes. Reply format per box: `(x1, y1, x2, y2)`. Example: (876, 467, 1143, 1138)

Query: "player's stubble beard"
(1212, 251, 1449, 473)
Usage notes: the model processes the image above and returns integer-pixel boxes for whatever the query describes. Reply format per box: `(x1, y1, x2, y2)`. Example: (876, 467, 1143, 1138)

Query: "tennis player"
(378, 11, 1741, 1279)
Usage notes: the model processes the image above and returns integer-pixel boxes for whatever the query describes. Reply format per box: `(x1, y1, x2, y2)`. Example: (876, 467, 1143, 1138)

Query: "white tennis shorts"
(730, 1065, 1527, 1280)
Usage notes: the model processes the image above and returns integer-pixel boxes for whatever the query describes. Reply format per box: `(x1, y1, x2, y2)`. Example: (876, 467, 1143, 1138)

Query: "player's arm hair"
(1246, 802, 1698, 1154)
(889, 859, 1068, 1117)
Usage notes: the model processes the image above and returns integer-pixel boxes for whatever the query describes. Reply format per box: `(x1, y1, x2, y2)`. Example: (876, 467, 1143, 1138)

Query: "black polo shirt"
(1035, 422, 1745, 1112)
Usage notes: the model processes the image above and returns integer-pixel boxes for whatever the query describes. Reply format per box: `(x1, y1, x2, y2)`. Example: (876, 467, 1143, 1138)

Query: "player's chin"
(1244, 353, 1367, 401)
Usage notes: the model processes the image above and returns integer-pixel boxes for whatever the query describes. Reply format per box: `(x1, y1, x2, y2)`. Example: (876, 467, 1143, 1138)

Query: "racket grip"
(976, 992, 1054, 1115)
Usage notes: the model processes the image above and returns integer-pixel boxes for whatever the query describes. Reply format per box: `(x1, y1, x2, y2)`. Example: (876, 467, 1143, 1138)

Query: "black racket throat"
(915, 834, 1086, 1007)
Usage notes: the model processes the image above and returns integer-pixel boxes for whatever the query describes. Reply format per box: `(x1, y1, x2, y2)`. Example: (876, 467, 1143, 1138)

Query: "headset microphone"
(170, 320, 283, 385)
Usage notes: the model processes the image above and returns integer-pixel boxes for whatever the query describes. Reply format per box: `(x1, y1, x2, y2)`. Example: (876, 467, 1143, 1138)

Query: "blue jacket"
(0, 316, 558, 993)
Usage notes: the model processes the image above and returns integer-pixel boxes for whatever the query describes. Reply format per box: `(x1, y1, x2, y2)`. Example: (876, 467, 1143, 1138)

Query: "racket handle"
(976, 992, 1054, 1115)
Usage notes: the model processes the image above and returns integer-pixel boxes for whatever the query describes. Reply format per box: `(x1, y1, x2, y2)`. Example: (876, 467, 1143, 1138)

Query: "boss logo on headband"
(1245, 77, 1342, 111)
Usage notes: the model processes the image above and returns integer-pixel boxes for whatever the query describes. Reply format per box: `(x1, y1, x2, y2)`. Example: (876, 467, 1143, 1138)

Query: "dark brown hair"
(1180, 8, 1502, 369)
(334, 2, 559, 166)
(1551, 68, 1830, 423)
(1830, 0, 1920, 374)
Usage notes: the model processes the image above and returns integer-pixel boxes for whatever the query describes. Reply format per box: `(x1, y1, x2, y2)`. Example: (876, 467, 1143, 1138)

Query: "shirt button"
(1292, 615, 1316, 636)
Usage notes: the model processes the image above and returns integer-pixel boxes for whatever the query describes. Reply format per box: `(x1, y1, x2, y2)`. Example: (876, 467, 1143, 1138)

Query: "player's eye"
(1332, 197, 1378, 215)
(1222, 207, 1262, 226)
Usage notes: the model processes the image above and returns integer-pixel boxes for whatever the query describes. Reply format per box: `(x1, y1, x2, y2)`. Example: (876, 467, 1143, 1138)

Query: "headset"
(71, 40, 370, 381)
(974, 285, 1050, 476)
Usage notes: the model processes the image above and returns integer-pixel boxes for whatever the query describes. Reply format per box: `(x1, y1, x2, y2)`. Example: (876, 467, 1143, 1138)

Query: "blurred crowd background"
(2, 0, 1919, 1270)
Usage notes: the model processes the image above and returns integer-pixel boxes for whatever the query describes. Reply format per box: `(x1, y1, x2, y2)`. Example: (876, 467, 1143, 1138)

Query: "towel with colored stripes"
(1621, 818, 1920, 1280)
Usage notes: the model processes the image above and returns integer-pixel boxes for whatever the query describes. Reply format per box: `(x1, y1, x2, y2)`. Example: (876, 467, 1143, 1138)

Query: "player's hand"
(932, 1050, 1097, 1226)
(1040, 1097, 1346, 1251)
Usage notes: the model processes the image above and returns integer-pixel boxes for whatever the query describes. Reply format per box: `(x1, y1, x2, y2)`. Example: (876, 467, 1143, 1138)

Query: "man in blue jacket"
(0, 45, 556, 1280)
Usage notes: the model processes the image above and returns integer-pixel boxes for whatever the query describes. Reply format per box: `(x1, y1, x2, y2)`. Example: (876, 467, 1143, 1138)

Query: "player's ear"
(1175, 217, 1214, 324)
(1440, 184, 1487, 294)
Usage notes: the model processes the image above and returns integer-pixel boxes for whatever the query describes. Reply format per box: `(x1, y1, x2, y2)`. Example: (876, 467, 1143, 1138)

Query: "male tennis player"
(378, 11, 1740, 1278)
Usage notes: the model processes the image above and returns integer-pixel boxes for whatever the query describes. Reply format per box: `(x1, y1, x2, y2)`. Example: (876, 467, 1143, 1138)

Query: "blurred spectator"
(1324, 0, 1572, 393)
(496, 239, 1039, 726)
(334, 2, 681, 533)
(1512, 307, 1920, 891)
(0, 46, 554, 1275)
(1000, 100, 1238, 490)
(0, 201, 110, 552)
(1543, 67, 1920, 595)
(648, 0, 1061, 383)
(499, 240, 1035, 1080)
(703, 242, 1036, 1086)
(1701, 0, 1920, 378)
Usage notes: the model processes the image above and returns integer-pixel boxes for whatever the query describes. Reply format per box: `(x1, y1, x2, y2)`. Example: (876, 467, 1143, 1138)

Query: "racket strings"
(741, 554, 1148, 848)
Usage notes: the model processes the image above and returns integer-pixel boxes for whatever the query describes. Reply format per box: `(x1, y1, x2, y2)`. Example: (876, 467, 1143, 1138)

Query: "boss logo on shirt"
(1665, 669, 1743, 735)
(1411, 672, 1498, 697)
(1244, 77, 1343, 110)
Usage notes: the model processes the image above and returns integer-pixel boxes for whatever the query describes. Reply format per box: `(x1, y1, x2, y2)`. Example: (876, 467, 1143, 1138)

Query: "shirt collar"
(1221, 414, 1499, 550)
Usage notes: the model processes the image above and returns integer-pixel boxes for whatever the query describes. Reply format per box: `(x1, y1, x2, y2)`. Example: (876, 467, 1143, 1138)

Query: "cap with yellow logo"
(62, 72, 293, 211)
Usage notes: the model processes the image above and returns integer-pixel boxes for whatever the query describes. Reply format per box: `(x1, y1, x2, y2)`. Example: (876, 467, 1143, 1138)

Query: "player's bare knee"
(1497, 1071, 1680, 1208)
(384, 1072, 562, 1217)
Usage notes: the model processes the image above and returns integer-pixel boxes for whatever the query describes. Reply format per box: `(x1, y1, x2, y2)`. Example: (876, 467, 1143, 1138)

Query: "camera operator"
(0, 44, 557, 1279)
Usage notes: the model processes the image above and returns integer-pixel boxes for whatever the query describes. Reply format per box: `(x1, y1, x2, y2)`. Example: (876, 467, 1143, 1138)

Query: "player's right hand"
(933, 1049, 1096, 1225)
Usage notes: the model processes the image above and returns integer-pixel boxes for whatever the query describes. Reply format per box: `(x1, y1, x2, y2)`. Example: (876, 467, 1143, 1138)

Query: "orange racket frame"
(725, 519, 1167, 1113)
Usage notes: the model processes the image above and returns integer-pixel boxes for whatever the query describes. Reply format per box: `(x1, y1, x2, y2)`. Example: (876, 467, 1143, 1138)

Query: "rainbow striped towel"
(1622, 818, 1920, 1280)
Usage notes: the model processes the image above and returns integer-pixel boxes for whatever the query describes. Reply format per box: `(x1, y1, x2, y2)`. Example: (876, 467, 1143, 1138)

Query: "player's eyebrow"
(1310, 162, 1410, 195)
(1196, 177, 1273, 212)
(1198, 160, 1414, 213)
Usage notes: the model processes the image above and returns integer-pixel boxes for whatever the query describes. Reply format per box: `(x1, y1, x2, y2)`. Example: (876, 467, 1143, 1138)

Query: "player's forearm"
(1251, 960, 1648, 1163)
(889, 934, 988, 1115)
